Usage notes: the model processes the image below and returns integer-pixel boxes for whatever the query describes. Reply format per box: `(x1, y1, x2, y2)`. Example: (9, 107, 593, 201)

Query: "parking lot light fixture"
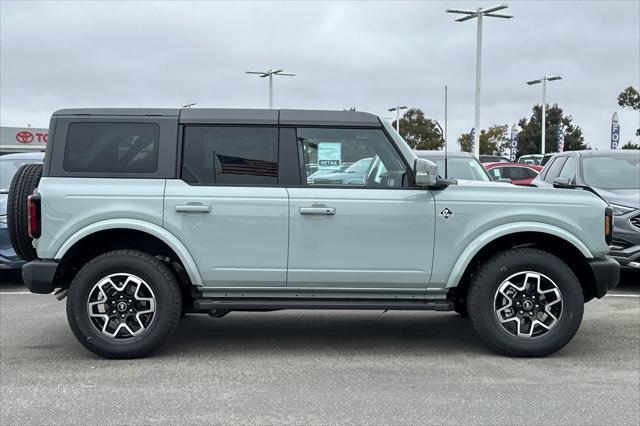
(246, 69, 295, 109)
(182, 102, 197, 108)
(526, 76, 562, 155)
(446, 4, 513, 160)
(388, 106, 408, 133)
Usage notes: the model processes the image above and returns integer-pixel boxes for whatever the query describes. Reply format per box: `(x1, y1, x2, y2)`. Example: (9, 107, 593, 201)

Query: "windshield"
(422, 156, 491, 181)
(518, 155, 542, 165)
(582, 154, 640, 190)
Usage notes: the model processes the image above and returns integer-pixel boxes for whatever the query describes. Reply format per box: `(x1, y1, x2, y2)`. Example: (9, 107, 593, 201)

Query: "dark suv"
(533, 150, 640, 270)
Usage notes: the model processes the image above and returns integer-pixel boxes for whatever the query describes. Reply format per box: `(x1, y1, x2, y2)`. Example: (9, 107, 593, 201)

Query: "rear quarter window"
(63, 122, 159, 173)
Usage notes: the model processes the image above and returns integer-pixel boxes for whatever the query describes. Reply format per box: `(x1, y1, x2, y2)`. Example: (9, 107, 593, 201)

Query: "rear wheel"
(7, 163, 42, 261)
(66, 250, 182, 359)
(468, 248, 584, 357)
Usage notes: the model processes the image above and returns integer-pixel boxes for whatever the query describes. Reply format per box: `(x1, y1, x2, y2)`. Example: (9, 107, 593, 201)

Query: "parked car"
(415, 150, 493, 181)
(13, 108, 618, 358)
(540, 153, 555, 167)
(518, 154, 543, 165)
(308, 157, 373, 184)
(479, 155, 510, 163)
(485, 162, 542, 186)
(0, 152, 44, 269)
(533, 150, 640, 270)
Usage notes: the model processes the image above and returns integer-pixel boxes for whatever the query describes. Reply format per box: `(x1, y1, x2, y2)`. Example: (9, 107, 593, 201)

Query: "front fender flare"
(53, 219, 203, 286)
(444, 222, 593, 288)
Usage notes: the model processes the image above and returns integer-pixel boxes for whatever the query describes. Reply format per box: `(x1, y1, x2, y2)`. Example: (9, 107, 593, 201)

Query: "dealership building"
(0, 126, 48, 155)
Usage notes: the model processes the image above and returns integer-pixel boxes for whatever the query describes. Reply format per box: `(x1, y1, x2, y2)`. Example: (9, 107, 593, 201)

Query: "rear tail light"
(604, 206, 613, 246)
(27, 194, 41, 239)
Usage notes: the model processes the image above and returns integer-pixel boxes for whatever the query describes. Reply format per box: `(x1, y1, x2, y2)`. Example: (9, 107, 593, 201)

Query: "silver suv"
(10, 108, 619, 358)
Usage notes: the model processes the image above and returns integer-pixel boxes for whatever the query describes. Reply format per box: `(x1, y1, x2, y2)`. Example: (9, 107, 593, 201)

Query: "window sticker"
(318, 142, 342, 170)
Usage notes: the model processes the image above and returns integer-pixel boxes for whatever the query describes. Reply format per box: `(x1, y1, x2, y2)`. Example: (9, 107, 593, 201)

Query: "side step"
(193, 298, 453, 312)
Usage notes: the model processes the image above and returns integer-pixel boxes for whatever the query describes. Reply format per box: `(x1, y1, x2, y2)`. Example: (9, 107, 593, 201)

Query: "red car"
(483, 162, 542, 185)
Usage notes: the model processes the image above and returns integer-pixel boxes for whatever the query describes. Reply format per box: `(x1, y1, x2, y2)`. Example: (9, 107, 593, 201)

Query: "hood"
(591, 188, 640, 209)
(0, 194, 6, 216)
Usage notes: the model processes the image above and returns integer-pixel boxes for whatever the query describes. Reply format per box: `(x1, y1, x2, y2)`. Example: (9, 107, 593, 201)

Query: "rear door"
(163, 125, 289, 288)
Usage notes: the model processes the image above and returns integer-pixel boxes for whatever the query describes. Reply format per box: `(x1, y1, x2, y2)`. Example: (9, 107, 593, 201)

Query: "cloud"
(1, 0, 638, 150)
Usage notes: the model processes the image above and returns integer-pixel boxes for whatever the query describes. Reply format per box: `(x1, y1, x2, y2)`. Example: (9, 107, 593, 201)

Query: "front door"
(164, 125, 288, 288)
(287, 127, 435, 289)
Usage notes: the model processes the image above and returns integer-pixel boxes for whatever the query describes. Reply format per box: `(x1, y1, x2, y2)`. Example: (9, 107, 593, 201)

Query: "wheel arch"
(445, 223, 599, 301)
(54, 219, 203, 288)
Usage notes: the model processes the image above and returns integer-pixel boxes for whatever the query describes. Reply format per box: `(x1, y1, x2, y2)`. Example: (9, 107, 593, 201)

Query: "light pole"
(526, 76, 562, 155)
(446, 4, 513, 159)
(246, 69, 295, 109)
(182, 102, 196, 108)
(388, 106, 408, 133)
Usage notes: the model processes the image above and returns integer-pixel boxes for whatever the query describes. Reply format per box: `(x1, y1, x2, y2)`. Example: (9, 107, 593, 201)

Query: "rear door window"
(64, 122, 159, 173)
(181, 126, 278, 185)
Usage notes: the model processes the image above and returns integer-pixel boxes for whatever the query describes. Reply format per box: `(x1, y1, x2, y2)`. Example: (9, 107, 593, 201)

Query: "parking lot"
(0, 270, 638, 425)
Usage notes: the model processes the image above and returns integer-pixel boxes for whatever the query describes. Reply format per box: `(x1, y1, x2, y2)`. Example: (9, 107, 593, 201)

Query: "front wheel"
(468, 248, 584, 357)
(66, 250, 182, 359)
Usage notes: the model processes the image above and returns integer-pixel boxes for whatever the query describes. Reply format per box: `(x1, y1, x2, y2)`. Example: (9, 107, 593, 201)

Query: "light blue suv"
(12, 108, 618, 358)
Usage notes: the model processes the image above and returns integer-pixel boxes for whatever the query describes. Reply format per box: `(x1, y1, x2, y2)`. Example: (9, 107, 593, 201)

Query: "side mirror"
(553, 177, 572, 188)
(497, 178, 512, 184)
(414, 158, 438, 187)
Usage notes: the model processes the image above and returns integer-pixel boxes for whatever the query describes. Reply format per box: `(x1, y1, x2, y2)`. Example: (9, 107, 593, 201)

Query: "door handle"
(175, 204, 212, 213)
(299, 206, 336, 215)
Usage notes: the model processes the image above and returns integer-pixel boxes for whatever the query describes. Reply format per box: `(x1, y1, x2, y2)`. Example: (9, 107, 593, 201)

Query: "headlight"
(610, 204, 635, 216)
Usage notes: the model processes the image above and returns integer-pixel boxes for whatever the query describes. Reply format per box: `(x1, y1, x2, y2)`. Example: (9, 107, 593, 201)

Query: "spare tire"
(7, 163, 43, 261)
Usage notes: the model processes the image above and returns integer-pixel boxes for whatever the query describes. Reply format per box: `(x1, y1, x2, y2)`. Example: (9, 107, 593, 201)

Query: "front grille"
(630, 214, 640, 230)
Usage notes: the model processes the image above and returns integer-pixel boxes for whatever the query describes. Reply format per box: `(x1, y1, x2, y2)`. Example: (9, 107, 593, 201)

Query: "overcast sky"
(1, 0, 638, 151)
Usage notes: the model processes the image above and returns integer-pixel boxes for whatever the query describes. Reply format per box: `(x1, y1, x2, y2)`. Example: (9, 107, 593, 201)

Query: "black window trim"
(62, 121, 161, 174)
(178, 124, 283, 187)
(48, 116, 177, 179)
(543, 155, 568, 183)
(286, 125, 419, 190)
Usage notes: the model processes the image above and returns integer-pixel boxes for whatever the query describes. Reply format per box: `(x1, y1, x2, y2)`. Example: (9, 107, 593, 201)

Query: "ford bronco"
(10, 108, 619, 358)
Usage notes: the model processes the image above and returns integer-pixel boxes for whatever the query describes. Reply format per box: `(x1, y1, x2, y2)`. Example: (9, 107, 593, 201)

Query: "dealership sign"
(509, 124, 519, 161)
(557, 122, 565, 153)
(1, 126, 48, 148)
(610, 112, 620, 149)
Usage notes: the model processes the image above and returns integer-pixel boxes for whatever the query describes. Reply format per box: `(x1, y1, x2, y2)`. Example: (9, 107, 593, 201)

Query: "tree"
(618, 86, 640, 136)
(621, 142, 640, 150)
(457, 124, 510, 155)
(392, 108, 444, 150)
(515, 104, 587, 156)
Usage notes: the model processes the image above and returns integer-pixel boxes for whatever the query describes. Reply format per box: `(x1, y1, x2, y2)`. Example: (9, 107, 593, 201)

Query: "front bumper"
(22, 260, 58, 294)
(588, 257, 620, 298)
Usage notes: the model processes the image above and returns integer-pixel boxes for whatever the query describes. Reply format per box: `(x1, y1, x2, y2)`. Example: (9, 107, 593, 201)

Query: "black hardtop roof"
(53, 108, 381, 127)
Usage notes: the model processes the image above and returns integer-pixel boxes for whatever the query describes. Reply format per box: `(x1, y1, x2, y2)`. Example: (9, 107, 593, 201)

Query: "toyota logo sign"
(16, 131, 34, 144)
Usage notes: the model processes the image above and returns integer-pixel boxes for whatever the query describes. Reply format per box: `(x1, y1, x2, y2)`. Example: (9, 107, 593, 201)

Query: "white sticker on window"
(318, 142, 342, 170)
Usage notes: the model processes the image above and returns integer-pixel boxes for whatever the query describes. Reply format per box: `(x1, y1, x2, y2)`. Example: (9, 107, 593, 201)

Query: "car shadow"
(162, 310, 490, 357)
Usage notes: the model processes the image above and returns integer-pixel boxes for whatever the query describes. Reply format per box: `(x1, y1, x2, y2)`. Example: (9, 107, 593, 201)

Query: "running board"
(193, 298, 453, 311)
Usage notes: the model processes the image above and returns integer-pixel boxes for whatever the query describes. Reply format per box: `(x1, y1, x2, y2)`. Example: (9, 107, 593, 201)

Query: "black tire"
(7, 163, 42, 261)
(468, 248, 584, 357)
(66, 250, 182, 359)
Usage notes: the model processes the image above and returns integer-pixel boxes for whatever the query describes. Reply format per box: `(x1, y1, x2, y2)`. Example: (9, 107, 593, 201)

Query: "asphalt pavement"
(1, 270, 638, 425)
